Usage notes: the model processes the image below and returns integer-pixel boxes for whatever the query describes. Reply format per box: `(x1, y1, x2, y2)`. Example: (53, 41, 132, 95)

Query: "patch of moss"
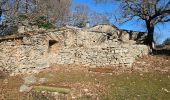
(18, 14, 28, 21)
(40, 23, 55, 29)
(33, 86, 71, 94)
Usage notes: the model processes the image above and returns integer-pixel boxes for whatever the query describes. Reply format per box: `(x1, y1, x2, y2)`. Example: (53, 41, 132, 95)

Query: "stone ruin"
(0, 24, 150, 75)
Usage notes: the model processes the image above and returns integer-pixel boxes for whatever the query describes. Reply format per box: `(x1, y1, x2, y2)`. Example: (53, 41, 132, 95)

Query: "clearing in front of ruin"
(0, 55, 170, 100)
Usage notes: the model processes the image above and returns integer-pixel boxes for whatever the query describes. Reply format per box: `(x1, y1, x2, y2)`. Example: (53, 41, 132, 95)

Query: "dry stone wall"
(0, 33, 50, 75)
(52, 45, 149, 67)
(49, 25, 150, 67)
(0, 24, 150, 75)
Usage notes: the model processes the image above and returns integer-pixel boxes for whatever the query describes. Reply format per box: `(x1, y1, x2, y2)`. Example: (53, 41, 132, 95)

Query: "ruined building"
(0, 24, 149, 75)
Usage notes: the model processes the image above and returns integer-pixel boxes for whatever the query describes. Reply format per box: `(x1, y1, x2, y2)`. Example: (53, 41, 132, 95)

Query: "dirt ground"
(0, 55, 170, 100)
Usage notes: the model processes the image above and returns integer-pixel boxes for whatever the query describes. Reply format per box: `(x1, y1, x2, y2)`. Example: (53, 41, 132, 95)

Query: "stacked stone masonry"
(0, 33, 50, 75)
(0, 24, 150, 75)
(53, 46, 148, 67)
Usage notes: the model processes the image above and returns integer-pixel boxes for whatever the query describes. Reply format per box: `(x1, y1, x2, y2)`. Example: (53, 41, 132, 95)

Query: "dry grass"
(0, 55, 170, 100)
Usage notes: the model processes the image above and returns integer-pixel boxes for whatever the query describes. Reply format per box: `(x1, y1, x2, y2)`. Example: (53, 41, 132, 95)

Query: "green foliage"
(33, 86, 71, 94)
(156, 38, 170, 49)
(76, 21, 86, 28)
(163, 38, 170, 45)
(30, 16, 55, 29)
(18, 14, 28, 21)
(40, 22, 55, 29)
(156, 44, 165, 48)
(0, 24, 7, 29)
(18, 15, 55, 29)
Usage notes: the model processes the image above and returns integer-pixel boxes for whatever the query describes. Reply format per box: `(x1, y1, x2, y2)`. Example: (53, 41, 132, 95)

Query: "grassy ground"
(36, 69, 170, 100)
(0, 55, 170, 100)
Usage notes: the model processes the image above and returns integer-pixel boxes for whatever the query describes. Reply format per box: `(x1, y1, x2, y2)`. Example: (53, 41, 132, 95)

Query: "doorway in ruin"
(48, 40, 60, 54)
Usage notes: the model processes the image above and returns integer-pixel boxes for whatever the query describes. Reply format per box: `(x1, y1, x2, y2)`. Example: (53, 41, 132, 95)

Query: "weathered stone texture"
(0, 24, 150, 75)
(0, 33, 50, 75)
(53, 44, 149, 67)
(50, 25, 150, 67)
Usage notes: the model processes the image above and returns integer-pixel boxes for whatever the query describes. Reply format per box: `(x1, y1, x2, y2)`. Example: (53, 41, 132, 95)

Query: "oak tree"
(95, 0, 170, 48)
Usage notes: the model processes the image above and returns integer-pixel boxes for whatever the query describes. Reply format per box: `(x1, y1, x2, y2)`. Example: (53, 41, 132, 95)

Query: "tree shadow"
(0, 70, 8, 79)
(153, 49, 170, 56)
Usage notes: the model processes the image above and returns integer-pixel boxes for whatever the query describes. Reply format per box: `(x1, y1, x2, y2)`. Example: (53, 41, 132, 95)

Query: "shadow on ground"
(153, 49, 170, 56)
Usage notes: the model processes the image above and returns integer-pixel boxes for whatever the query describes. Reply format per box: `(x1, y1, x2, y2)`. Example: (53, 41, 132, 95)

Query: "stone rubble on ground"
(23, 75, 37, 85)
(19, 75, 37, 92)
(19, 84, 33, 92)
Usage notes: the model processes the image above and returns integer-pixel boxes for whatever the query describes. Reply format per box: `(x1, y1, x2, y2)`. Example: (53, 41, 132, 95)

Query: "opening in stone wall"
(48, 40, 60, 54)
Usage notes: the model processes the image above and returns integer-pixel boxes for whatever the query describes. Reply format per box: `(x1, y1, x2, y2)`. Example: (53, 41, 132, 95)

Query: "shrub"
(163, 38, 170, 45)
(75, 21, 86, 28)
(18, 14, 28, 21)
(30, 16, 55, 29)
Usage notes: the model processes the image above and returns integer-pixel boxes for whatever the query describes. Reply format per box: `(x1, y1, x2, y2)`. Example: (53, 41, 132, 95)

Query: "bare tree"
(95, 0, 170, 49)
(0, 0, 19, 35)
(0, 0, 37, 22)
(89, 11, 110, 26)
(35, 0, 71, 24)
(0, 0, 72, 35)
(0, 0, 72, 28)
(68, 3, 110, 27)
(72, 3, 90, 27)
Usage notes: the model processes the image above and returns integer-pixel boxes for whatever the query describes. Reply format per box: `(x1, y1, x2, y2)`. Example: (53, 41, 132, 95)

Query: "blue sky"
(72, 0, 170, 44)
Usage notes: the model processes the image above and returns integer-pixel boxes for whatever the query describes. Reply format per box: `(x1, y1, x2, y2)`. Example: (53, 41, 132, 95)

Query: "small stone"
(18, 26, 25, 33)
(19, 84, 32, 92)
(89, 65, 96, 68)
(24, 75, 37, 85)
(84, 89, 88, 92)
(3, 79, 8, 84)
(38, 78, 47, 83)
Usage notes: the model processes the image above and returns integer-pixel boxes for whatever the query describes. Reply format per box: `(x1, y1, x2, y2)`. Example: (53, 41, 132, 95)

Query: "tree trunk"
(25, 0, 28, 13)
(0, 9, 2, 17)
(145, 20, 154, 50)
